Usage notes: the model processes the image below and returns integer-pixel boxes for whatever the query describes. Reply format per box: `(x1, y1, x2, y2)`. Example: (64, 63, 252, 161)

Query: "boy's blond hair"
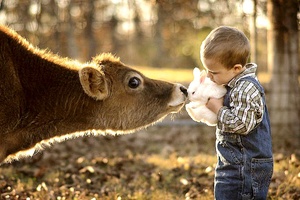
(200, 26, 250, 69)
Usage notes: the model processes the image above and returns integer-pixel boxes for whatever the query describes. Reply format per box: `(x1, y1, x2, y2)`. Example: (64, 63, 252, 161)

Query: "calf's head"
(79, 53, 187, 132)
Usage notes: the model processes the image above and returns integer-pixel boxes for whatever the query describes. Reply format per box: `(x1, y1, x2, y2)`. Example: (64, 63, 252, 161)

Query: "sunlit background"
(0, 0, 272, 72)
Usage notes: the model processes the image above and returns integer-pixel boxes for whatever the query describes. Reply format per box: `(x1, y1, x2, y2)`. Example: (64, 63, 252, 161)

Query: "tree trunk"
(250, 0, 257, 63)
(267, 0, 300, 150)
(85, 0, 96, 59)
(152, 1, 166, 68)
(67, 0, 78, 59)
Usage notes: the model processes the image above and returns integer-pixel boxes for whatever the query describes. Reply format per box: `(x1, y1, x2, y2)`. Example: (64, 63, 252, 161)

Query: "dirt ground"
(0, 114, 300, 200)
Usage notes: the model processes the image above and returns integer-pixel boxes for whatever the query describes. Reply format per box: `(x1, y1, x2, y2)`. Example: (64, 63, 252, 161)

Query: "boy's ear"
(199, 70, 207, 83)
(233, 64, 244, 74)
(79, 67, 109, 100)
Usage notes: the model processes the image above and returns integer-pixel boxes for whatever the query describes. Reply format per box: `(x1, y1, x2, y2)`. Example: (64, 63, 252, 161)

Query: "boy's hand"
(206, 97, 224, 114)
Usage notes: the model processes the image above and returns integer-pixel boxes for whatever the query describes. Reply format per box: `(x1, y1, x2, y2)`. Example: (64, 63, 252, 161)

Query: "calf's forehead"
(102, 62, 141, 77)
(97, 59, 173, 90)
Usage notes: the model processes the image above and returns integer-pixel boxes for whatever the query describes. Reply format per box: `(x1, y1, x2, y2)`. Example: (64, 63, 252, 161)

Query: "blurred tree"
(0, 0, 4, 10)
(267, 0, 300, 149)
(152, 1, 167, 68)
(250, 0, 257, 63)
(84, 0, 96, 59)
(67, 0, 78, 59)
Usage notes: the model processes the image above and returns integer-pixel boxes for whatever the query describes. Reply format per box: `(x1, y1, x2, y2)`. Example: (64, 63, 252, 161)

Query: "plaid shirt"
(217, 63, 264, 135)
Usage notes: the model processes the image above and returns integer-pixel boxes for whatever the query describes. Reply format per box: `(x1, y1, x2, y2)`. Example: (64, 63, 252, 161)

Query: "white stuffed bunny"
(185, 68, 227, 126)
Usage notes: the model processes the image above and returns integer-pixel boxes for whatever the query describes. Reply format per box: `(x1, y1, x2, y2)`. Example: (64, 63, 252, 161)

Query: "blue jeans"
(214, 133, 273, 200)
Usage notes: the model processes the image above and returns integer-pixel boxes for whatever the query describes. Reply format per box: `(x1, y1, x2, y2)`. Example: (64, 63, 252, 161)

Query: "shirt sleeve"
(216, 81, 264, 135)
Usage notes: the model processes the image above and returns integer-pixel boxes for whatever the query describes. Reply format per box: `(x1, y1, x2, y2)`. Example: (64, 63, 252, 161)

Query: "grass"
(1, 125, 299, 199)
(1, 147, 299, 199)
(132, 66, 272, 84)
(132, 66, 194, 84)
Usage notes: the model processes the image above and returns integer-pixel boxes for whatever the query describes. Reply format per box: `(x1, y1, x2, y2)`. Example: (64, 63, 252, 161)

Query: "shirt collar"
(227, 63, 257, 88)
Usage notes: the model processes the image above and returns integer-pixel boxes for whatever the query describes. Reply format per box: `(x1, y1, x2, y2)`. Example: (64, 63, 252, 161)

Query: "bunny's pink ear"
(200, 70, 207, 83)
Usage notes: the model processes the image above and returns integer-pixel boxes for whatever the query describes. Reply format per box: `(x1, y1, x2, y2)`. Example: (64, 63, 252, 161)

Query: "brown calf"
(0, 26, 187, 163)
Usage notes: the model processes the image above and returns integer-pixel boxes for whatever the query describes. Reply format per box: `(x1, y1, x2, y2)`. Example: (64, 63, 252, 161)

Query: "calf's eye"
(128, 77, 141, 89)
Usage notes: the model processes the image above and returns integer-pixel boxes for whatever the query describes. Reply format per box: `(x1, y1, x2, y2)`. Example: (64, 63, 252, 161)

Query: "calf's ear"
(79, 67, 109, 100)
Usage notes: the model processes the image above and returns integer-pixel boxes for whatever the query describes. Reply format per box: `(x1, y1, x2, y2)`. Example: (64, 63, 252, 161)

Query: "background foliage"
(0, 0, 270, 70)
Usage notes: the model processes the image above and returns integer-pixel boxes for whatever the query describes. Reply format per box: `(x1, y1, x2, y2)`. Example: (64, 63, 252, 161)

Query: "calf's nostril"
(180, 86, 188, 97)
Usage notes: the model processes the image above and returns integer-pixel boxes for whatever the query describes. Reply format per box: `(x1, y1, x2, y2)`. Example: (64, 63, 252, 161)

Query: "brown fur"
(0, 26, 187, 163)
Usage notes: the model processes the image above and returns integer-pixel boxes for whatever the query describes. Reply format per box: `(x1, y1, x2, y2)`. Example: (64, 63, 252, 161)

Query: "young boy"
(202, 26, 273, 200)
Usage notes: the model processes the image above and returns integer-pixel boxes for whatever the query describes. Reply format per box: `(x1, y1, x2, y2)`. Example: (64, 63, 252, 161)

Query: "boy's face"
(202, 58, 244, 85)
